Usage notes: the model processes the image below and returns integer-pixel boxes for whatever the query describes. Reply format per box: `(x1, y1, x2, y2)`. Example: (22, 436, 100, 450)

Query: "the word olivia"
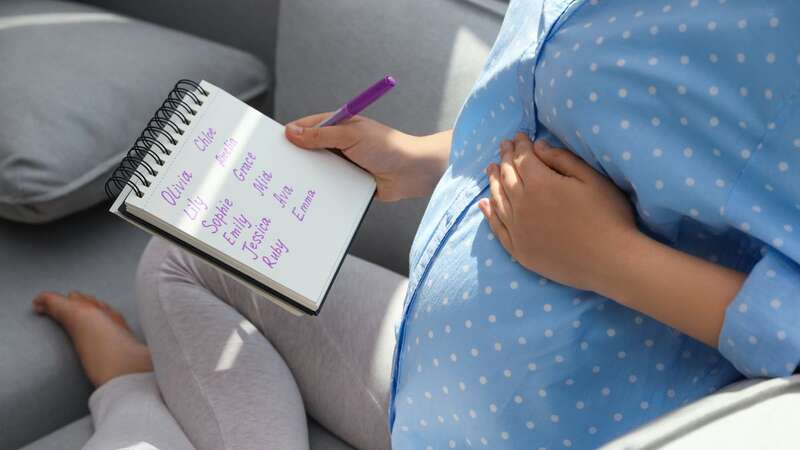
(160, 170, 193, 207)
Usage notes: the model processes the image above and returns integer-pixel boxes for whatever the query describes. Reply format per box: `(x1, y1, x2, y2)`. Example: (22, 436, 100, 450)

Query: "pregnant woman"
(34, 0, 799, 449)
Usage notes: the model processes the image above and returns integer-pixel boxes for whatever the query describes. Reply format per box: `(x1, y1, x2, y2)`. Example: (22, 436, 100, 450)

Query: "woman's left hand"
(478, 133, 638, 293)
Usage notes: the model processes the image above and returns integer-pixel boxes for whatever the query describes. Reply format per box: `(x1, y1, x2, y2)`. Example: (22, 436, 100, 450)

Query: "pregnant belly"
(392, 204, 737, 445)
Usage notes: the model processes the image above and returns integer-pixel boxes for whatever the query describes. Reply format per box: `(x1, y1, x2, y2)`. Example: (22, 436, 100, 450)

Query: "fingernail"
(501, 140, 512, 153)
(534, 140, 549, 151)
(287, 124, 304, 135)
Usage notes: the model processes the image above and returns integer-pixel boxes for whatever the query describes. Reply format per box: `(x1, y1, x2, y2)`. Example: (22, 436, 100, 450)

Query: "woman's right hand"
(284, 113, 451, 202)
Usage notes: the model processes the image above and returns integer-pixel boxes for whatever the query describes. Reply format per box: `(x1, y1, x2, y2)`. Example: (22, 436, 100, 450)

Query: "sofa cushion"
(0, 0, 269, 223)
(19, 416, 94, 450)
(19, 415, 356, 450)
(0, 204, 150, 449)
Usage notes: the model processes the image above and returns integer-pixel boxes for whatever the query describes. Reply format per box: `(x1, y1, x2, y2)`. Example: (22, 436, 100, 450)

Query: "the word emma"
(291, 190, 317, 222)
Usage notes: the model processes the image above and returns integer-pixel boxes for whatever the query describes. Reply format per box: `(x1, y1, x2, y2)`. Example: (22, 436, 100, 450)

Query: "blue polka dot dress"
(389, 1, 800, 449)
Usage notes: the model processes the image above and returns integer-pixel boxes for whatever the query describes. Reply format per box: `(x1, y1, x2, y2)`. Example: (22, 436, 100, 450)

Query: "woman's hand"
(478, 133, 638, 293)
(285, 113, 450, 202)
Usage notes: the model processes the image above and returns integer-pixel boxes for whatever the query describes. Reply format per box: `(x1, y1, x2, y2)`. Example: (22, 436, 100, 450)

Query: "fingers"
(288, 112, 338, 128)
(499, 141, 524, 196)
(478, 198, 513, 251)
(512, 133, 535, 164)
(512, 132, 530, 146)
(284, 112, 359, 150)
(509, 133, 549, 182)
(533, 139, 596, 181)
(488, 163, 513, 224)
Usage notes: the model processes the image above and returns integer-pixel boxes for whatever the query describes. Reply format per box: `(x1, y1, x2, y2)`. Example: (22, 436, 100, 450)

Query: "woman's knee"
(136, 237, 215, 292)
(134, 238, 203, 323)
(136, 238, 187, 294)
(135, 237, 249, 319)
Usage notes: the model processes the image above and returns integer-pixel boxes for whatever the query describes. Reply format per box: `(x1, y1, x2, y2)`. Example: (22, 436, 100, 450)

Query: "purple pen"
(315, 75, 397, 127)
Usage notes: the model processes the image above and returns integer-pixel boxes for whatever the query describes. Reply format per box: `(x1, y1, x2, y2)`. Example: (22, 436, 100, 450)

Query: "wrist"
(587, 225, 746, 347)
(400, 131, 451, 199)
(590, 227, 656, 306)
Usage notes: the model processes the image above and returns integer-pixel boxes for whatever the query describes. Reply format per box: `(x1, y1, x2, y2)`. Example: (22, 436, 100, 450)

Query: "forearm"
(400, 129, 452, 198)
(595, 230, 746, 348)
(412, 129, 452, 174)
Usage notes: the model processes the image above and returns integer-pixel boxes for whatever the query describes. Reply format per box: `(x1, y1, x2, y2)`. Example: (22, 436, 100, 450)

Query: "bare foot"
(33, 291, 153, 387)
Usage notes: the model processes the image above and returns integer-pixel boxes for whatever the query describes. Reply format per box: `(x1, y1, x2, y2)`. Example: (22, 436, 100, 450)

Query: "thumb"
(533, 140, 595, 181)
(285, 113, 357, 150)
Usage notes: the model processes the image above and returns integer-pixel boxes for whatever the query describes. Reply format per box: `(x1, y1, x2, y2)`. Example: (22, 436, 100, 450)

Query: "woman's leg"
(31, 291, 193, 450)
(136, 238, 308, 450)
(84, 373, 194, 450)
(137, 237, 407, 450)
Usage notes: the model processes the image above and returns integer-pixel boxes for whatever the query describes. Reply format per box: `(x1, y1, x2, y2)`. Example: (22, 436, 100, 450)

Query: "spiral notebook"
(106, 80, 376, 315)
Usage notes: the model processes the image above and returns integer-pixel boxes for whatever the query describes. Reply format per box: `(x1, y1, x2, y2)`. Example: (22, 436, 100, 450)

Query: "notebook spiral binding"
(104, 79, 210, 200)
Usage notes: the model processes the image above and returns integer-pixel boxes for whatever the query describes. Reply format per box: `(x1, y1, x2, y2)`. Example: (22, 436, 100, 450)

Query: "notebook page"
(125, 81, 375, 307)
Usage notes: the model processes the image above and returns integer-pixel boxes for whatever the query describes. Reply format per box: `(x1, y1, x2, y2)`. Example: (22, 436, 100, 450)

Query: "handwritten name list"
(160, 127, 318, 271)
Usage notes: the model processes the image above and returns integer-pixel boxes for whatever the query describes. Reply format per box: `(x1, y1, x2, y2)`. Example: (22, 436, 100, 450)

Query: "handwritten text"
(160, 170, 193, 206)
(194, 128, 216, 152)
(200, 197, 234, 233)
(291, 190, 316, 222)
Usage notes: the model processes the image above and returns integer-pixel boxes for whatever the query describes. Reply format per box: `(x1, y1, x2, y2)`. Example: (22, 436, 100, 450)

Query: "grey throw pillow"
(0, 0, 270, 223)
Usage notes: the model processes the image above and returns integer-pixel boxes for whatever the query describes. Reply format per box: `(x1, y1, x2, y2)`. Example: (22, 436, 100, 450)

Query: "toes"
(32, 292, 68, 319)
(68, 291, 131, 330)
(109, 312, 132, 331)
(69, 291, 99, 307)
(36, 290, 131, 333)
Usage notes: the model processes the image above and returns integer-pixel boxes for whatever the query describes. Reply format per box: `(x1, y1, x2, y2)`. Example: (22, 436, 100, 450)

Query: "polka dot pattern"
(391, 1, 800, 449)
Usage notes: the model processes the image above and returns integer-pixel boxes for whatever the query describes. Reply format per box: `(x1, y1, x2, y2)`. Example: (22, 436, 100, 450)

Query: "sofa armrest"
(600, 375, 800, 449)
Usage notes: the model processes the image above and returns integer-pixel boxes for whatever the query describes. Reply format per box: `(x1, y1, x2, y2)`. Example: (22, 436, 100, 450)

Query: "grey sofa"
(3, 1, 796, 449)
(1, 0, 503, 448)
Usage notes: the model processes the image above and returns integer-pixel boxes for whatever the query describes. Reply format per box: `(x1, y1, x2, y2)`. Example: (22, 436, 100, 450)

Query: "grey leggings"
(84, 237, 408, 450)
